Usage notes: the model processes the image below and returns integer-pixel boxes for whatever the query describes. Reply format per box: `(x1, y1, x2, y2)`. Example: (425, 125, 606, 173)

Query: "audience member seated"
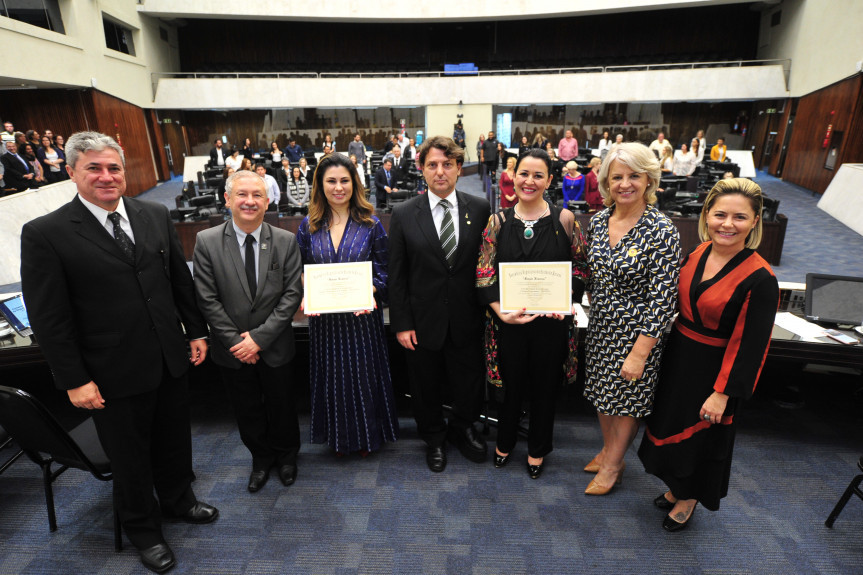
(518, 136, 531, 157)
(690, 138, 704, 165)
(299, 157, 312, 184)
(37, 135, 66, 183)
(532, 132, 548, 149)
(255, 163, 280, 210)
(562, 160, 585, 202)
(584, 157, 603, 211)
(374, 158, 399, 209)
(0, 121, 15, 152)
(270, 141, 283, 163)
(285, 138, 303, 162)
(649, 132, 673, 156)
(241, 138, 254, 159)
(284, 167, 310, 212)
(276, 158, 293, 190)
(659, 147, 674, 173)
(225, 149, 243, 171)
(323, 133, 336, 152)
(25, 129, 41, 151)
(20, 143, 46, 186)
(210, 139, 227, 167)
(614, 134, 624, 145)
(240, 157, 253, 172)
(1, 141, 39, 191)
(558, 129, 579, 162)
(710, 137, 727, 162)
(673, 144, 697, 176)
(322, 145, 333, 157)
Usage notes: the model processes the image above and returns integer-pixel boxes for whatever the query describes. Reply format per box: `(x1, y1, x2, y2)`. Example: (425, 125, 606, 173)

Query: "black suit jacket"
(1, 152, 33, 190)
(209, 146, 227, 166)
(388, 190, 491, 351)
(375, 165, 394, 193)
(21, 196, 208, 398)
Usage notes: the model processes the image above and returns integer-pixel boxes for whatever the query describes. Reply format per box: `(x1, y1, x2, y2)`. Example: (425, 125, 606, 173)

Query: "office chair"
(825, 456, 863, 528)
(0, 424, 24, 474)
(0, 385, 121, 550)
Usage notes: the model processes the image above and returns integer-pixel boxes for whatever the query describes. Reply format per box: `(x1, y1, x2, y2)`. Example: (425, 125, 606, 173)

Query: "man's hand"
(68, 381, 105, 410)
(189, 339, 208, 366)
(230, 332, 261, 364)
(396, 330, 417, 351)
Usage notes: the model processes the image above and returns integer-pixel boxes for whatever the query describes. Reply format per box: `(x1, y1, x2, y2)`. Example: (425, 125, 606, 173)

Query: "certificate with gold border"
(304, 261, 374, 314)
(499, 262, 572, 315)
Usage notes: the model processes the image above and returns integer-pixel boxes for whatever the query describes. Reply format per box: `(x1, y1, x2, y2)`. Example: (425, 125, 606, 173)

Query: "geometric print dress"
(583, 203, 681, 417)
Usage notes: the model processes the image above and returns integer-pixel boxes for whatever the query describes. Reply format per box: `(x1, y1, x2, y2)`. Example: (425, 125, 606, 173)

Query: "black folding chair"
(0, 424, 24, 474)
(825, 456, 863, 528)
(0, 385, 121, 550)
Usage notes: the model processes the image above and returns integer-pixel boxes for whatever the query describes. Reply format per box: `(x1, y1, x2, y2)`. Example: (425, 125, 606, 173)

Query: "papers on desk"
(774, 312, 827, 342)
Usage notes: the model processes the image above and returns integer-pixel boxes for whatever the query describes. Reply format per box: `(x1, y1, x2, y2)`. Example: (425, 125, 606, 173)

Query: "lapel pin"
(261, 243, 268, 250)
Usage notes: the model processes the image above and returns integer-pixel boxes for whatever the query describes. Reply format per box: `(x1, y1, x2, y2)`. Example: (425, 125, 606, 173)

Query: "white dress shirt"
(79, 195, 135, 243)
(263, 173, 280, 205)
(232, 221, 262, 276)
(428, 190, 460, 245)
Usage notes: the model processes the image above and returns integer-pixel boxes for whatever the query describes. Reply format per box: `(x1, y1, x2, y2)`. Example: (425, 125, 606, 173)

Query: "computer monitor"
(804, 273, 863, 326)
(0, 294, 33, 337)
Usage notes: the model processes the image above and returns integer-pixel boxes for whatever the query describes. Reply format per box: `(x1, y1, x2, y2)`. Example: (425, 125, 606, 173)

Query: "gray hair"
(66, 131, 125, 169)
(224, 169, 265, 196)
(598, 142, 661, 207)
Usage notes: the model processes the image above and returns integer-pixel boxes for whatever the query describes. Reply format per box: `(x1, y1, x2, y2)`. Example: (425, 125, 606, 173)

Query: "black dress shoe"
(494, 452, 510, 468)
(448, 425, 488, 463)
(654, 493, 675, 511)
(278, 463, 297, 486)
(527, 461, 543, 480)
(248, 468, 270, 493)
(426, 445, 447, 472)
(164, 502, 219, 524)
(139, 543, 176, 574)
(663, 504, 696, 532)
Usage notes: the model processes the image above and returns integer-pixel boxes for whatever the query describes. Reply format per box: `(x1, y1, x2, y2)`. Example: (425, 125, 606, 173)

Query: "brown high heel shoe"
(584, 462, 625, 495)
(583, 454, 602, 473)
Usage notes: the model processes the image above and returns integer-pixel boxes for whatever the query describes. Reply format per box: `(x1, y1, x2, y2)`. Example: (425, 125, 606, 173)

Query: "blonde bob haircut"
(597, 142, 661, 207)
(698, 178, 764, 249)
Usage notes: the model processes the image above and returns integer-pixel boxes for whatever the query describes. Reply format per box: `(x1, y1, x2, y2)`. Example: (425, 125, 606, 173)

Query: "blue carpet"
(1, 374, 862, 574)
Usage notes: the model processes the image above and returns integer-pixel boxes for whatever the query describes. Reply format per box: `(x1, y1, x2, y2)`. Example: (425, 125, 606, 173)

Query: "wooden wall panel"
(146, 109, 171, 181)
(782, 75, 863, 195)
(768, 99, 792, 176)
(0, 88, 158, 197)
(85, 90, 157, 198)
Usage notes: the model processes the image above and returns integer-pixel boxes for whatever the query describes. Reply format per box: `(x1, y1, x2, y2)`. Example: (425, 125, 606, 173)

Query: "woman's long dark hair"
(307, 153, 375, 233)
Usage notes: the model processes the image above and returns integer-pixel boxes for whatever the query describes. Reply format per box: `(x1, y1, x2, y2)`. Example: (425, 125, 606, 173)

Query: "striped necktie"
(107, 212, 135, 262)
(439, 199, 457, 267)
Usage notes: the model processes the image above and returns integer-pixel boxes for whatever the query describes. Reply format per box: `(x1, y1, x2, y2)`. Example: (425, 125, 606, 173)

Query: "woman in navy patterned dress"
(583, 143, 680, 495)
(297, 154, 399, 455)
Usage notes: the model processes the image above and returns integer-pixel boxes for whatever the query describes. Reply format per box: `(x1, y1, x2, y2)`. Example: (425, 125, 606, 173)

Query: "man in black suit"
(209, 138, 227, 167)
(21, 131, 218, 574)
(193, 170, 303, 493)
(2, 141, 37, 191)
(374, 158, 399, 209)
(388, 135, 491, 472)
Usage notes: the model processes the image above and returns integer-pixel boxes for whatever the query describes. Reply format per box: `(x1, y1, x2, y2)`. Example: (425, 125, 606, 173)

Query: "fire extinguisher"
(822, 124, 832, 149)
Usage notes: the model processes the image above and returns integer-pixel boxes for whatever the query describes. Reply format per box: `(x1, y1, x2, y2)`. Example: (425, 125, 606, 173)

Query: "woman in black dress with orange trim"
(638, 178, 779, 531)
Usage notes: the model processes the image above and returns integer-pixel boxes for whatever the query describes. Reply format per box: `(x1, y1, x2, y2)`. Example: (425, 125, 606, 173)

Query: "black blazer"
(209, 146, 227, 166)
(374, 165, 394, 192)
(1, 152, 33, 190)
(20, 196, 208, 398)
(388, 190, 491, 351)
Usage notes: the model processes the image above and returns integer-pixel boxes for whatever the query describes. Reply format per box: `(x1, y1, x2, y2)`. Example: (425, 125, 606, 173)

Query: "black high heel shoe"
(494, 452, 510, 468)
(654, 492, 675, 511)
(663, 503, 696, 532)
(527, 460, 543, 479)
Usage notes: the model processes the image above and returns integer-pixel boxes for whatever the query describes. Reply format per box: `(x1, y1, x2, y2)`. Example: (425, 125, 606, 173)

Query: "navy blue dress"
(297, 216, 399, 453)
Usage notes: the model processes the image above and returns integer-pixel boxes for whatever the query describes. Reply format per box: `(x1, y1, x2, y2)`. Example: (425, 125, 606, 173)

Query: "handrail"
(151, 59, 791, 99)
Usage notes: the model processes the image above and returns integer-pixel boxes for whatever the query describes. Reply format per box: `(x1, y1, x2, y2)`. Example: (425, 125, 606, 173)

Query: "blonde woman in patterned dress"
(583, 143, 680, 495)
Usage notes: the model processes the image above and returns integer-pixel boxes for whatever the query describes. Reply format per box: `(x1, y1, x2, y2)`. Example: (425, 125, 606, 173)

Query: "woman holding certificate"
(297, 153, 399, 456)
(638, 178, 778, 531)
(477, 149, 590, 479)
(583, 142, 680, 496)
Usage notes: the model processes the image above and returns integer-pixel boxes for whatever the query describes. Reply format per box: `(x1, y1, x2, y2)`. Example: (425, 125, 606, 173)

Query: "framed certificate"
(304, 261, 374, 314)
(499, 261, 572, 315)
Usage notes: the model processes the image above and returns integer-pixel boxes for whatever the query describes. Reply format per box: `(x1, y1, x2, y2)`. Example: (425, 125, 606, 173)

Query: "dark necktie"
(386, 170, 391, 185)
(244, 234, 257, 298)
(107, 212, 135, 262)
(439, 199, 457, 267)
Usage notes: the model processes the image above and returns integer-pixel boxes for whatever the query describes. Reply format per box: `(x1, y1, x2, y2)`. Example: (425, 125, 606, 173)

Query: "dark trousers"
(91, 366, 197, 550)
(405, 329, 485, 447)
(219, 360, 300, 469)
(496, 318, 568, 458)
